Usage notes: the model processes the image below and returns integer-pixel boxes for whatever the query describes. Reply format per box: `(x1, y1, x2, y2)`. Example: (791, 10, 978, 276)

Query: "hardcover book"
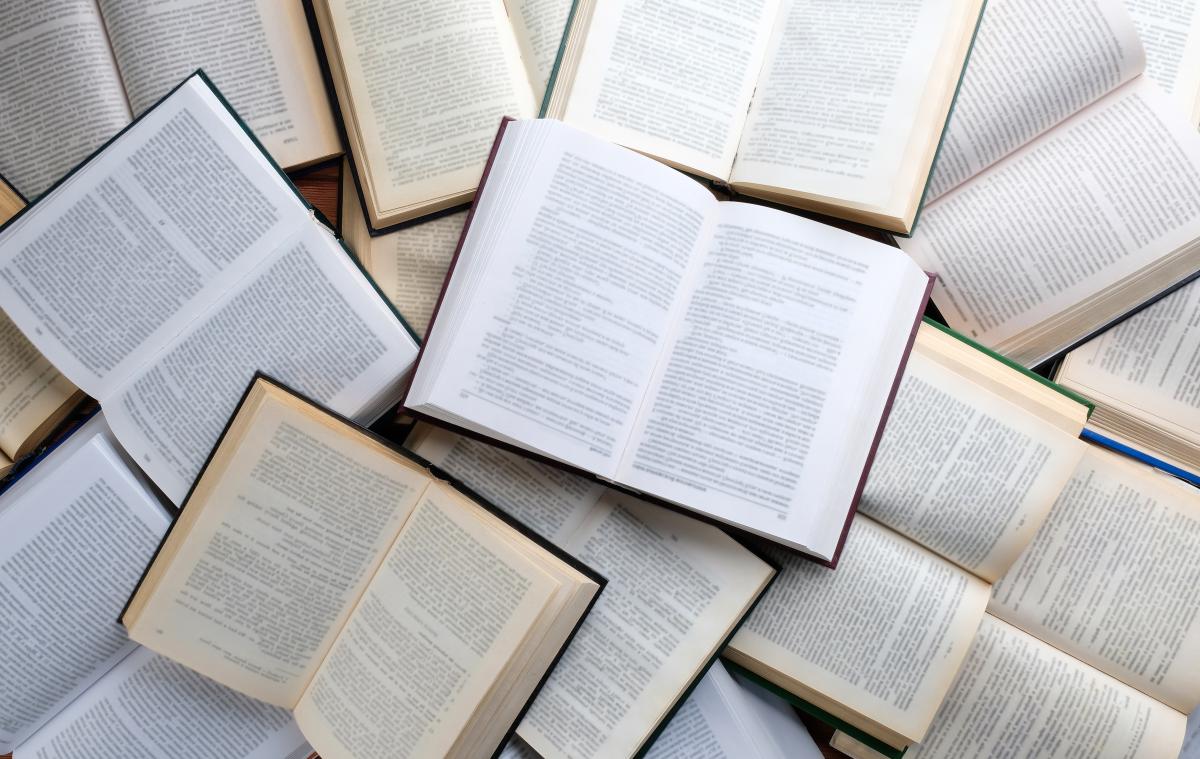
(539, 0, 986, 234)
(122, 376, 603, 759)
(404, 117, 934, 562)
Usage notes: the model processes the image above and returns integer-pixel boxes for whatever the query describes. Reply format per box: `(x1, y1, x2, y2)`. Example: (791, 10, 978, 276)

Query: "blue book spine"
(1081, 429, 1200, 487)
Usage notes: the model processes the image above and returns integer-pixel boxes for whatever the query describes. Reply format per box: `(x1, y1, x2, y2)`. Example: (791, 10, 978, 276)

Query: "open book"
(897, 445, 1200, 758)
(0, 178, 82, 478)
(897, 0, 1200, 369)
(406, 424, 775, 759)
(1055, 279, 1200, 481)
(0, 0, 339, 199)
(122, 378, 602, 759)
(722, 322, 1090, 752)
(540, 0, 985, 234)
(1125, 0, 1200, 124)
(308, 0, 573, 230)
(405, 118, 934, 561)
(0, 414, 309, 759)
(0, 73, 419, 505)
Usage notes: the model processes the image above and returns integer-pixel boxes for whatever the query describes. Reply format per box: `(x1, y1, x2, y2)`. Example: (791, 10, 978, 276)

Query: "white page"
(104, 223, 418, 504)
(15, 647, 307, 759)
(409, 119, 718, 477)
(0, 76, 309, 395)
(1125, 0, 1200, 123)
(0, 428, 169, 753)
(0, 0, 132, 198)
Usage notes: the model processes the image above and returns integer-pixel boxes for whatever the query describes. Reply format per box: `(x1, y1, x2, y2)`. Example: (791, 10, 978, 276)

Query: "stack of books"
(2, 0, 1200, 758)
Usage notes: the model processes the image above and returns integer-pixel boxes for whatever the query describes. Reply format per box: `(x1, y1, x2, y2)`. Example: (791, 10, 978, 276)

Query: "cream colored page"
(560, 0, 778, 180)
(907, 615, 1185, 759)
(990, 448, 1200, 712)
(728, 518, 990, 743)
(128, 400, 429, 707)
(859, 351, 1086, 582)
(732, 0, 960, 207)
(0, 314, 77, 460)
(406, 426, 603, 546)
(899, 79, 1200, 365)
(510, 0, 573, 95)
(327, 0, 536, 213)
(0, 0, 131, 198)
(926, 0, 1145, 200)
(96, 0, 339, 169)
(295, 488, 559, 759)
(1060, 280, 1200, 446)
(1126, 0, 1200, 123)
(358, 212, 466, 337)
(519, 493, 771, 759)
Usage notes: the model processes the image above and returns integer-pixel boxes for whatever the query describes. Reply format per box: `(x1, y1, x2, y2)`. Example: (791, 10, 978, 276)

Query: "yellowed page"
(0, 314, 79, 460)
(726, 518, 990, 744)
(294, 486, 559, 759)
(907, 615, 1185, 759)
(990, 447, 1200, 713)
(125, 392, 430, 707)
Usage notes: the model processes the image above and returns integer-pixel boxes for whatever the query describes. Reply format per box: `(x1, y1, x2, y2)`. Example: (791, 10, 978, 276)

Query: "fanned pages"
(0, 74, 418, 504)
(0, 0, 339, 199)
(1055, 279, 1200, 477)
(406, 424, 774, 759)
(898, 0, 1200, 367)
(308, 0, 557, 229)
(722, 322, 1089, 750)
(405, 118, 933, 561)
(122, 377, 600, 759)
(541, 0, 985, 233)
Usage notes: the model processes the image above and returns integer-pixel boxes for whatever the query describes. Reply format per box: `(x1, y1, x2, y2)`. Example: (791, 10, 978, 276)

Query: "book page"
(294, 487, 560, 759)
(1126, 0, 1200, 124)
(731, 0, 965, 208)
(557, 0, 779, 180)
(519, 492, 772, 759)
(0, 0, 132, 198)
(618, 201, 929, 555)
(899, 78, 1200, 366)
(408, 120, 719, 477)
(0, 313, 79, 461)
(907, 615, 1185, 759)
(104, 224, 418, 504)
(16, 647, 306, 759)
(0, 76, 310, 395)
(510, 0, 573, 95)
(405, 426, 604, 546)
(926, 0, 1145, 200)
(125, 395, 431, 706)
(989, 447, 1200, 713)
(726, 518, 991, 745)
(859, 351, 1086, 582)
(96, 0, 340, 169)
(320, 0, 536, 218)
(1058, 280, 1200, 449)
(0, 433, 168, 754)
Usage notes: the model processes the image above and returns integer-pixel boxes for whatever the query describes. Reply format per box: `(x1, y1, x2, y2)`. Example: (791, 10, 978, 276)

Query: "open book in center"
(122, 377, 602, 759)
(404, 118, 934, 563)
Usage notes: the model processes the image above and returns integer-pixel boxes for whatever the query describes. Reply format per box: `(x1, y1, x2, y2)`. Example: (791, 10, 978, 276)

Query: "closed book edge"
(1080, 429, 1200, 486)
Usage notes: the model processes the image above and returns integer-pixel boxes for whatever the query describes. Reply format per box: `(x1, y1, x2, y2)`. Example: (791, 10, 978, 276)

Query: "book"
(405, 424, 776, 758)
(339, 160, 469, 336)
(0, 0, 340, 199)
(896, 0, 1200, 369)
(121, 376, 602, 759)
(895, 444, 1200, 758)
(539, 0, 986, 235)
(307, 0, 574, 230)
(1186, 711, 1200, 759)
(1054, 279, 1200, 480)
(1125, 0, 1200, 124)
(0, 73, 419, 505)
(721, 321, 1090, 750)
(500, 661, 821, 759)
(404, 117, 935, 561)
(0, 178, 83, 478)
